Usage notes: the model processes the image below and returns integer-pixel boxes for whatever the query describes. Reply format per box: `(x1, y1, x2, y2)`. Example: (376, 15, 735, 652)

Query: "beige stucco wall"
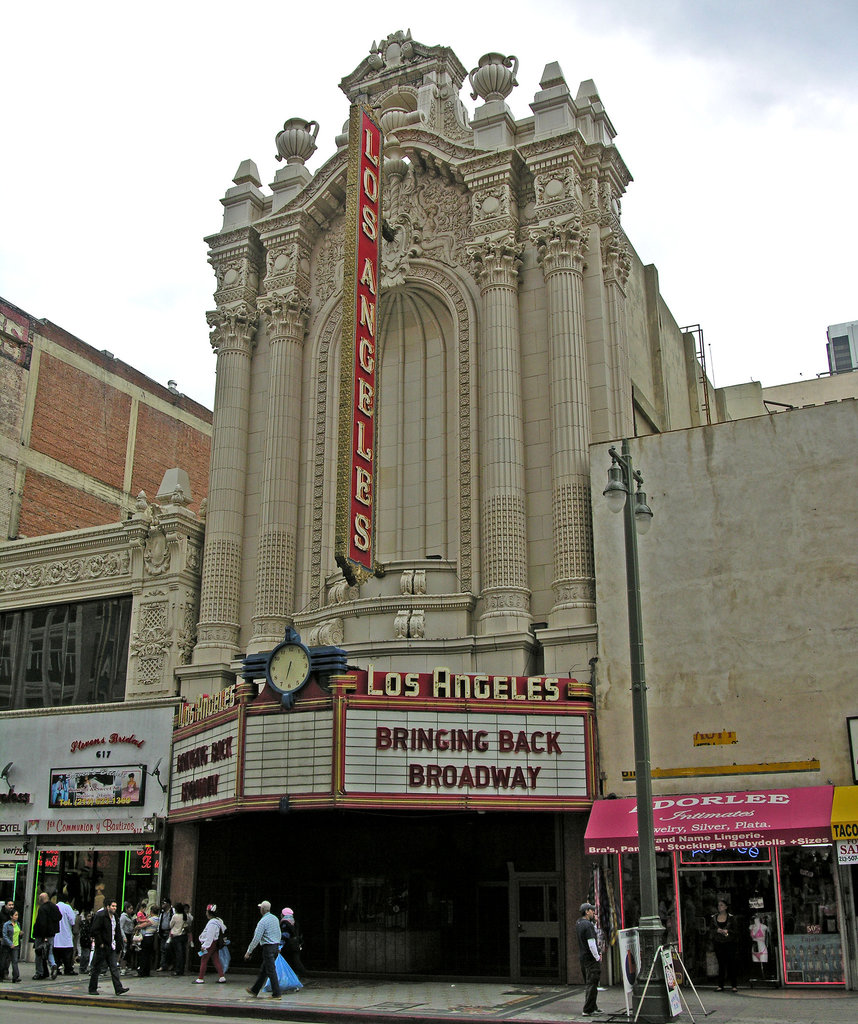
(591, 400, 858, 797)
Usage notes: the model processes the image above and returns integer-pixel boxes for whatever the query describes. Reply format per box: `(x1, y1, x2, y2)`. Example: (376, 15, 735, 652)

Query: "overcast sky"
(2, 1, 856, 409)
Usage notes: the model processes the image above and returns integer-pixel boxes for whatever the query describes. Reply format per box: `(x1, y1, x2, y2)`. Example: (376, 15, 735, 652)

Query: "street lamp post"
(603, 438, 666, 1022)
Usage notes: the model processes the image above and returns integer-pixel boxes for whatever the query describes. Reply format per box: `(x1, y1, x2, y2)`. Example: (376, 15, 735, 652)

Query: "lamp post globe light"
(602, 438, 666, 1022)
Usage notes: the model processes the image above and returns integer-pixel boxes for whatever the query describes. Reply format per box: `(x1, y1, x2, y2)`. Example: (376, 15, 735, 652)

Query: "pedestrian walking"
(576, 901, 602, 1016)
(78, 910, 93, 973)
(279, 907, 307, 978)
(244, 899, 282, 999)
(53, 899, 78, 975)
(87, 899, 129, 996)
(1, 909, 21, 982)
(31, 892, 61, 979)
(194, 904, 226, 984)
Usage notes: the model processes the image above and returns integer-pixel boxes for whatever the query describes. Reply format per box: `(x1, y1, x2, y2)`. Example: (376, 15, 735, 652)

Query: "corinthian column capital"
(601, 227, 632, 288)
(531, 217, 588, 276)
(206, 304, 259, 356)
(467, 235, 524, 291)
(257, 290, 311, 342)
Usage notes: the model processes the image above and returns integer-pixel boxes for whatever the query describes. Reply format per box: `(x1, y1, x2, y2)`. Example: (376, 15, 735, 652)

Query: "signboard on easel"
(617, 928, 639, 1015)
(661, 947, 683, 1018)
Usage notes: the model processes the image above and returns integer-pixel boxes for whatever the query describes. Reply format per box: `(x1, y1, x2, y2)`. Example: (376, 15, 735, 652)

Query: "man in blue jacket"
(244, 900, 282, 999)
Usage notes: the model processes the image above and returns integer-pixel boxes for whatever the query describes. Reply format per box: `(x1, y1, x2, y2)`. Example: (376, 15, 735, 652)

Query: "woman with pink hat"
(279, 907, 306, 979)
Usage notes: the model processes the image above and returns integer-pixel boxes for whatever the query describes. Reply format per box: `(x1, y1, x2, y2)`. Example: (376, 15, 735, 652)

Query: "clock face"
(267, 643, 311, 693)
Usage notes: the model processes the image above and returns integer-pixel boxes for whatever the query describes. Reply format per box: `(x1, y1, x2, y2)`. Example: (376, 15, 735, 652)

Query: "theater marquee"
(336, 104, 382, 586)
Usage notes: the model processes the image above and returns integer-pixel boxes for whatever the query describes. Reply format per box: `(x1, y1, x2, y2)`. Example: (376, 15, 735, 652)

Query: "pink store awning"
(585, 785, 834, 854)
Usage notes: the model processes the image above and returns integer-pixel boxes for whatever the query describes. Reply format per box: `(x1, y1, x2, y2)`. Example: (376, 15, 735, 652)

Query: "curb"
(0, 988, 571, 1024)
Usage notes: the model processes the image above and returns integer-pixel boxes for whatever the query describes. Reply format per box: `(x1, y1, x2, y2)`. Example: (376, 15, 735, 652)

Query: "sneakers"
(218, 976, 227, 983)
(582, 1010, 603, 1016)
(194, 978, 205, 984)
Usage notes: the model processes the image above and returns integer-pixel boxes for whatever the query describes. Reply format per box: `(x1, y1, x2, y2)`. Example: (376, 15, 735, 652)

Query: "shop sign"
(359, 666, 580, 704)
(0, 792, 32, 805)
(345, 708, 589, 800)
(0, 842, 28, 860)
(836, 840, 858, 864)
(336, 104, 382, 586)
(176, 685, 237, 728)
(27, 817, 155, 836)
(49, 765, 146, 808)
(68, 732, 145, 754)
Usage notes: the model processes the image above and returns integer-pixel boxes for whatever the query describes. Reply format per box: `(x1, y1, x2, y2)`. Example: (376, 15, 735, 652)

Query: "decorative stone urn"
(275, 118, 319, 164)
(468, 52, 519, 102)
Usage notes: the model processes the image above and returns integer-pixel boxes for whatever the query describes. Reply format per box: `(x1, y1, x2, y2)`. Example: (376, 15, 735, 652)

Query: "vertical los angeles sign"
(336, 105, 382, 586)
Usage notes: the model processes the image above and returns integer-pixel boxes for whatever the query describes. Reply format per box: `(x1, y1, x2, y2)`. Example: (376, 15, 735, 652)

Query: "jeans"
(137, 933, 155, 976)
(88, 945, 124, 994)
(34, 938, 53, 978)
(249, 942, 281, 996)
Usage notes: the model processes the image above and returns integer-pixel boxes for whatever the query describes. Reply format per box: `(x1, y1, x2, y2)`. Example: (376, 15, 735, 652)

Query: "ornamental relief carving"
(176, 599, 198, 665)
(380, 166, 471, 286)
(481, 589, 531, 613)
(129, 601, 171, 660)
(534, 168, 580, 208)
(0, 551, 132, 593)
(307, 617, 344, 646)
(143, 529, 170, 577)
(468, 236, 524, 289)
(314, 219, 345, 304)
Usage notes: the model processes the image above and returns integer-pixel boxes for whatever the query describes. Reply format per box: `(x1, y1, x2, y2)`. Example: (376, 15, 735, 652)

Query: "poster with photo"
(49, 765, 146, 808)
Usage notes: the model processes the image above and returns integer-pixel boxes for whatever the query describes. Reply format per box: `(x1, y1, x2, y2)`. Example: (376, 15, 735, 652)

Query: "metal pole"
(618, 438, 666, 1021)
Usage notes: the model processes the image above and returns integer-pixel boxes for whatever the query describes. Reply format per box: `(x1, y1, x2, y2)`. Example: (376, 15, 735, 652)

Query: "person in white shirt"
(53, 900, 78, 976)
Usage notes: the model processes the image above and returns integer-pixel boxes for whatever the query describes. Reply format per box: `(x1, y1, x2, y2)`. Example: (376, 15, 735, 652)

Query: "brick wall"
(131, 403, 210, 513)
(19, 469, 121, 536)
(29, 352, 131, 489)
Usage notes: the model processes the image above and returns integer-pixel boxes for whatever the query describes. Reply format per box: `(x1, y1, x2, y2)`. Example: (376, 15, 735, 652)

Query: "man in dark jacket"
(88, 899, 130, 996)
(576, 901, 602, 1016)
(31, 893, 61, 979)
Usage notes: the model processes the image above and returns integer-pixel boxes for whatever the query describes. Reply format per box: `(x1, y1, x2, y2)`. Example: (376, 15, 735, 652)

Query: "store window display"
(778, 847, 843, 984)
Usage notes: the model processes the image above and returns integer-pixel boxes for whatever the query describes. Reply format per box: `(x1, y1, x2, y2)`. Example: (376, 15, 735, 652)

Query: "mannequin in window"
(750, 914, 769, 977)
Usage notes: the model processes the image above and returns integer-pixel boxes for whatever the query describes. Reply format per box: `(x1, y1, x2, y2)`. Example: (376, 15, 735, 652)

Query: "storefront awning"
(585, 785, 834, 854)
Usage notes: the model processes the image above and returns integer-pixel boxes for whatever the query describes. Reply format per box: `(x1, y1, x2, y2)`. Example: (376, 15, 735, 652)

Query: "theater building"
(173, 31, 717, 981)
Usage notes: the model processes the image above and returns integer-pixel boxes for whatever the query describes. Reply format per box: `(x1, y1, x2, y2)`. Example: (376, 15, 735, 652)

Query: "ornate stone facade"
(191, 33, 713, 693)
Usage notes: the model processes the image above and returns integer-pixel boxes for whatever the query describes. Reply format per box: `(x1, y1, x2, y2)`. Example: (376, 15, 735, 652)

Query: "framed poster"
(49, 765, 146, 808)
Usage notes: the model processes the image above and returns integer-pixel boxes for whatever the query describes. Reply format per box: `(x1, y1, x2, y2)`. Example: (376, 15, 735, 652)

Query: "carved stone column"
(469, 236, 531, 632)
(602, 224, 633, 438)
(195, 303, 257, 660)
(250, 290, 310, 649)
(532, 217, 595, 627)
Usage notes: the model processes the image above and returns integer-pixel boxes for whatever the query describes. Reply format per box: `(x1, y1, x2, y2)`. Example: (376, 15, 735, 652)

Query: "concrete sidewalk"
(1, 969, 857, 1023)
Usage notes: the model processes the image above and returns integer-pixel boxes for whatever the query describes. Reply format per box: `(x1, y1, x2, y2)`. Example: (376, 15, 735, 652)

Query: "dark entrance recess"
(195, 810, 562, 979)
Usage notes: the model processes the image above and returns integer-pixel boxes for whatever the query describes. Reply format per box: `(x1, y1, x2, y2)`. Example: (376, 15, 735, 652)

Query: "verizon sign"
(336, 104, 382, 585)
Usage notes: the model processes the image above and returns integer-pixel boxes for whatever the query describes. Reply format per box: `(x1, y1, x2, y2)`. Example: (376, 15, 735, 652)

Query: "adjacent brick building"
(0, 296, 212, 539)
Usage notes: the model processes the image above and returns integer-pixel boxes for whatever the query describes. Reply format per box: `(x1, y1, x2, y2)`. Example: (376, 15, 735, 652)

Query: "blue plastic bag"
(219, 943, 231, 973)
(262, 953, 302, 992)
